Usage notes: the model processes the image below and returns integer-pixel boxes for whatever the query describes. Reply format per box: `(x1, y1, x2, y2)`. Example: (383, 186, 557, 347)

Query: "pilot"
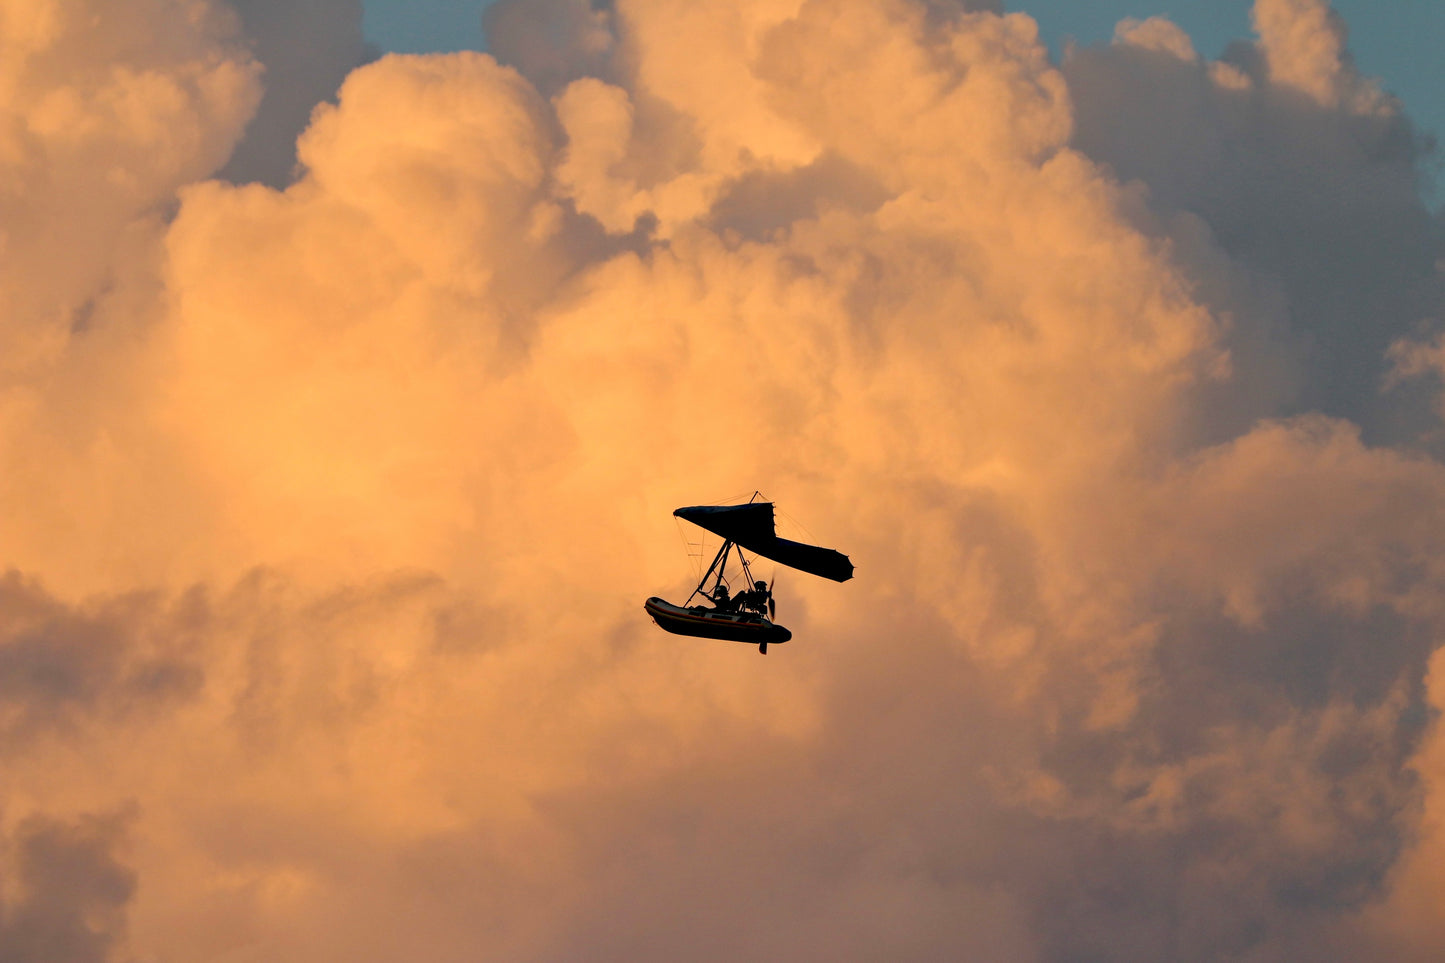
(711, 583, 735, 611)
(739, 580, 771, 616)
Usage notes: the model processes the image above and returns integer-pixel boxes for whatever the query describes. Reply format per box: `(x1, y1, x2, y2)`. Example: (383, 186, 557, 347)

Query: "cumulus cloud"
(0, 570, 203, 745)
(0, 0, 260, 370)
(1064, 4, 1440, 444)
(0, 812, 136, 963)
(484, 0, 619, 97)
(219, 0, 369, 186)
(2, 0, 1445, 960)
(1251, 0, 1383, 111)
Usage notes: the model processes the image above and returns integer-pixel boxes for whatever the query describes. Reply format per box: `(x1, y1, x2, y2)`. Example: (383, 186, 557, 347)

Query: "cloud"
(218, 0, 369, 186)
(0, 0, 260, 371)
(1251, 0, 1383, 111)
(0, 811, 137, 963)
(484, 0, 619, 97)
(1, 0, 1444, 960)
(0, 570, 203, 745)
(1388, 329, 1445, 432)
(1363, 647, 1445, 962)
(1063, 5, 1441, 444)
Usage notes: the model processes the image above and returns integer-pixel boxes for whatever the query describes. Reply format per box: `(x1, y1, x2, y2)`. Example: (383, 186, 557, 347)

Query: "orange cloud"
(2, 0, 1445, 960)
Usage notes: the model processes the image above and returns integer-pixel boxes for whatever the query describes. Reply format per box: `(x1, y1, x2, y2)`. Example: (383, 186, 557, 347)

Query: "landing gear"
(759, 642, 768, 655)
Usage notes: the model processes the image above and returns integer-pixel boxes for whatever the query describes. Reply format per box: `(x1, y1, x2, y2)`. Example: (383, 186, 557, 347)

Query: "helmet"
(755, 581, 767, 590)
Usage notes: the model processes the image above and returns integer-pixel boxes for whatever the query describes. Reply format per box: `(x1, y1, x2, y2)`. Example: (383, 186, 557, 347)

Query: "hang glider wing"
(674, 503, 854, 582)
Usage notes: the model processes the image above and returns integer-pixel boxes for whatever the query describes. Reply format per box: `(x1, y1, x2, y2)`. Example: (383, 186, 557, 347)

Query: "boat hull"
(644, 597, 791, 645)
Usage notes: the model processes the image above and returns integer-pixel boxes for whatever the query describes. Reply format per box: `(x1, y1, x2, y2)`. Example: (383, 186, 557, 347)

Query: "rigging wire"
(674, 489, 817, 602)
(773, 500, 819, 545)
(675, 515, 705, 583)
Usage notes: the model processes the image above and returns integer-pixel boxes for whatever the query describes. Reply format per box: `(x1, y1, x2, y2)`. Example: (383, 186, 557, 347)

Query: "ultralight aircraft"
(645, 497, 853, 654)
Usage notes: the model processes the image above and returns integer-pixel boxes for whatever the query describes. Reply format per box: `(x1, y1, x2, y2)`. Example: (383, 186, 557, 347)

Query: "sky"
(5, 1, 1445, 961)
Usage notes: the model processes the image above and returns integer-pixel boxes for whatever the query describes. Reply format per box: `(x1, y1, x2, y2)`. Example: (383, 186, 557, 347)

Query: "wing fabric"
(673, 503, 775, 543)
(751, 535, 854, 582)
(674, 503, 854, 582)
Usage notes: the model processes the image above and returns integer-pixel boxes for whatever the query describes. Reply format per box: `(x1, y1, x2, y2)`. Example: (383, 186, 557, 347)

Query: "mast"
(686, 539, 734, 605)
